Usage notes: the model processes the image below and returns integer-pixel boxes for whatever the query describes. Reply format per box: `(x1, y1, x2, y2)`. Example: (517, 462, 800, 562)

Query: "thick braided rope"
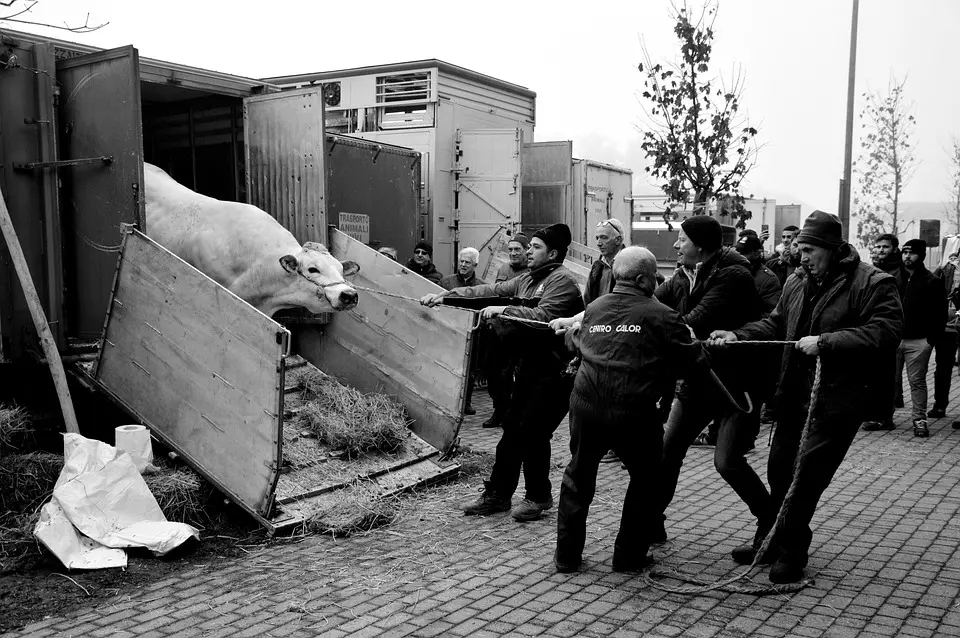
(642, 341, 819, 595)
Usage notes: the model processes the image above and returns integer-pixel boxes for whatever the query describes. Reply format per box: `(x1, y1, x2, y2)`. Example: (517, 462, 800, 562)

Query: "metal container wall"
(326, 135, 421, 253)
(244, 90, 326, 245)
(521, 141, 572, 236)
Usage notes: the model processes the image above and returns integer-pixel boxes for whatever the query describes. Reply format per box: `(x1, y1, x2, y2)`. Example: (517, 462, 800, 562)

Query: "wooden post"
(0, 189, 80, 434)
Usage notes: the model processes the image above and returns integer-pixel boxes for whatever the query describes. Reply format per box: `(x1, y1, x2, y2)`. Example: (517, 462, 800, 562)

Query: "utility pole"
(839, 0, 860, 240)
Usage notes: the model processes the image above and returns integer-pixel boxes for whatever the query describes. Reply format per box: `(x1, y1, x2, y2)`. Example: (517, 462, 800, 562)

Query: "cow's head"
(279, 242, 360, 312)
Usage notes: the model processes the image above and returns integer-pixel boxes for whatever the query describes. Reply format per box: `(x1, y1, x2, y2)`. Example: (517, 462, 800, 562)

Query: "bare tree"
(0, 0, 107, 33)
(946, 137, 960, 235)
(636, 0, 759, 227)
(853, 75, 918, 247)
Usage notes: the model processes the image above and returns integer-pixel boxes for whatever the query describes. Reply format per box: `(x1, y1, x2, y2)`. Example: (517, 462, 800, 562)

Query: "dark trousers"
(768, 409, 861, 564)
(556, 406, 662, 563)
(657, 395, 771, 524)
(487, 367, 573, 502)
(932, 330, 958, 410)
(483, 329, 515, 418)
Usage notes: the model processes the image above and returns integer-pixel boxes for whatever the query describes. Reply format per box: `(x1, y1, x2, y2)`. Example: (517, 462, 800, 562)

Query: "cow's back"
(144, 163, 300, 289)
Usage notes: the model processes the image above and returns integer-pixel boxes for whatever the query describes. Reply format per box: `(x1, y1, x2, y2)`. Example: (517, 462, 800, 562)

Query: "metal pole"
(840, 0, 860, 240)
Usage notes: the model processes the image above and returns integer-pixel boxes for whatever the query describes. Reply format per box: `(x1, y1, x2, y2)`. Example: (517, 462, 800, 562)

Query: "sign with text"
(338, 212, 370, 244)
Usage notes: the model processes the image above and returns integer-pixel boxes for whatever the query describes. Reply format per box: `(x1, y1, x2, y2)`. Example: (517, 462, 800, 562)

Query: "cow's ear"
(341, 260, 360, 277)
(279, 255, 299, 273)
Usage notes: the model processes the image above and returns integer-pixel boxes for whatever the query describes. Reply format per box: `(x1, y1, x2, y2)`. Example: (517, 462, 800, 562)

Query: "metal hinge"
(14, 156, 113, 171)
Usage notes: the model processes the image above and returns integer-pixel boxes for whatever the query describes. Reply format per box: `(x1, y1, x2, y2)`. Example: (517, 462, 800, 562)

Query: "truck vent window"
(376, 72, 431, 104)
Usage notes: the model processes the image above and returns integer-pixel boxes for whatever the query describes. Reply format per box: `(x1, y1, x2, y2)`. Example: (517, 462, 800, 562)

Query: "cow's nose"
(339, 289, 358, 306)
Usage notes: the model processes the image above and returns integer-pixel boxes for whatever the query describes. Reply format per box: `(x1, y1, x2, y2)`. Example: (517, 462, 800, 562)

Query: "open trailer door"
(56, 46, 145, 340)
(455, 128, 522, 276)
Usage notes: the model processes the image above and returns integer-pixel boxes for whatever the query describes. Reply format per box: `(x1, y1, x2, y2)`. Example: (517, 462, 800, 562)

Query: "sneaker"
(769, 559, 805, 584)
(600, 450, 619, 464)
(861, 420, 895, 431)
(691, 433, 716, 446)
(463, 485, 511, 516)
(554, 550, 581, 574)
(612, 553, 654, 573)
(928, 407, 947, 419)
(511, 496, 553, 522)
(481, 415, 503, 429)
(464, 404, 476, 416)
(913, 419, 930, 438)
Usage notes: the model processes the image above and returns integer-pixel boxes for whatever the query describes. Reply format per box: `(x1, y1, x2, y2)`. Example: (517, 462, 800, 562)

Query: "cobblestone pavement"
(7, 371, 960, 638)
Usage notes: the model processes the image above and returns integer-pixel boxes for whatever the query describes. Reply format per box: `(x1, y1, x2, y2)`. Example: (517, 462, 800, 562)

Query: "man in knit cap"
(710, 210, 902, 583)
(406, 240, 443, 285)
(420, 223, 584, 522)
(496, 233, 531, 283)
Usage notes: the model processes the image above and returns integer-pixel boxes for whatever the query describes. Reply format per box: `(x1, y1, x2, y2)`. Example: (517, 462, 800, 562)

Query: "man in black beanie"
(420, 223, 584, 522)
(407, 240, 444, 285)
(710, 210, 902, 583)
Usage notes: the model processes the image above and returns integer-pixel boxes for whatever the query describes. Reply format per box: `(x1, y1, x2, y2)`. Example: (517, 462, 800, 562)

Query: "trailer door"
(455, 128, 522, 274)
(244, 89, 326, 244)
(56, 46, 145, 340)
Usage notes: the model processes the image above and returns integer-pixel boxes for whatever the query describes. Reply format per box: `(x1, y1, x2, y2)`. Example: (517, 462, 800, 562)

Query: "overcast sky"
(7, 0, 959, 215)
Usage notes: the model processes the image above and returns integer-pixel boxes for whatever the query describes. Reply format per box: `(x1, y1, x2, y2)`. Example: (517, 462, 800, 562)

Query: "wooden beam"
(0, 189, 80, 434)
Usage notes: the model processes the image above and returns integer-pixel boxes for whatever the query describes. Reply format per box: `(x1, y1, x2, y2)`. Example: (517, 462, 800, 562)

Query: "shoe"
(463, 484, 511, 516)
(731, 544, 777, 565)
(769, 559, 805, 584)
(861, 420, 895, 431)
(928, 407, 946, 419)
(464, 404, 476, 416)
(600, 450, 619, 464)
(554, 551, 581, 574)
(511, 496, 553, 522)
(913, 419, 930, 438)
(691, 433, 716, 446)
(612, 553, 653, 573)
(481, 415, 503, 429)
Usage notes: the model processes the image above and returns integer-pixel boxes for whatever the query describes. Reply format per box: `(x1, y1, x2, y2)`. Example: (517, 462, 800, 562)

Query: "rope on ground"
(642, 339, 818, 595)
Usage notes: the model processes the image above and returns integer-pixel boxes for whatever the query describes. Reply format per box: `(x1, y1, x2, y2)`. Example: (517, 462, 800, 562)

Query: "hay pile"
(301, 479, 400, 537)
(288, 367, 410, 459)
(0, 404, 31, 453)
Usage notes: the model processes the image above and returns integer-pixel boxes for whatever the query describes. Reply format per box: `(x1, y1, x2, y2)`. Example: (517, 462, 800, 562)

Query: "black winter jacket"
(406, 259, 443, 285)
(584, 255, 616, 307)
(735, 244, 903, 417)
(896, 264, 945, 342)
(570, 283, 710, 418)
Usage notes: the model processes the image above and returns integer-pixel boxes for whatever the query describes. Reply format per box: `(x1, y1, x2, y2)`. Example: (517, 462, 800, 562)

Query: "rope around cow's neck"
(643, 339, 818, 595)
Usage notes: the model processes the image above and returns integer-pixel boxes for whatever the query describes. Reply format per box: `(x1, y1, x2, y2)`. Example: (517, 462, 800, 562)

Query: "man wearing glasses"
(406, 240, 444, 285)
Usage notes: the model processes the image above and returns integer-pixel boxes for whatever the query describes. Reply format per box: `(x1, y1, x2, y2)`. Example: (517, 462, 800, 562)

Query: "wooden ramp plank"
(297, 230, 474, 454)
(94, 229, 288, 522)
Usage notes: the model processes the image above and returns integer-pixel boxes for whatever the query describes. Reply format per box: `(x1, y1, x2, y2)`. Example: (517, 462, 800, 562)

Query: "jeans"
(896, 338, 934, 421)
(768, 408, 861, 565)
(482, 328, 515, 419)
(487, 366, 573, 502)
(556, 406, 662, 564)
(932, 330, 958, 411)
(657, 394, 771, 525)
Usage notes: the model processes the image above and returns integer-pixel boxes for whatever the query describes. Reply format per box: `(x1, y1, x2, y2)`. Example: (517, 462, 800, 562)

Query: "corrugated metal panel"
(438, 72, 535, 124)
(244, 90, 326, 244)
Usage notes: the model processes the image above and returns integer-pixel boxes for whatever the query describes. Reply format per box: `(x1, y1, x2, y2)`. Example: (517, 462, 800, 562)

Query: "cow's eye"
(307, 267, 320, 274)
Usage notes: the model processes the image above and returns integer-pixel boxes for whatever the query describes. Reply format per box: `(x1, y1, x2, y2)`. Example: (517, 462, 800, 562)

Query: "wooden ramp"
(87, 228, 459, 532)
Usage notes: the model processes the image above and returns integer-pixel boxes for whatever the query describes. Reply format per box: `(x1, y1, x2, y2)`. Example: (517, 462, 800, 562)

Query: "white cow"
(143, 163, 359, 317)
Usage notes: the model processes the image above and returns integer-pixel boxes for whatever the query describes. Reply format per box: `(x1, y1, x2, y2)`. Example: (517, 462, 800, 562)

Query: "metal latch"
(14, 156, 114, 171)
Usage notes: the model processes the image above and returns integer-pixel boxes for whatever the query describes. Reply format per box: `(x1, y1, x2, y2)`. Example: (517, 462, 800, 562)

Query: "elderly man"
(496, 234, 531, 283)
(553, 247, 710, 574)
(406, 240, 443, 285)
(710, 210, 902, 584)
(421, 224, 584, 521)
(440, 247, 480, 290)
(585, 218, 627, 305)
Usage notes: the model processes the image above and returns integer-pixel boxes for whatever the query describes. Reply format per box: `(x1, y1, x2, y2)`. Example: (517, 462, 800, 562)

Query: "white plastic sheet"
(34, 434, 199, 570)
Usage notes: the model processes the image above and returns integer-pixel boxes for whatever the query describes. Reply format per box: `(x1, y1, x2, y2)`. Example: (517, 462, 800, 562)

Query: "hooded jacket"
(734, 244, 903, 417)
(406, 258, 443, 285)
(446, 262, 584, 371)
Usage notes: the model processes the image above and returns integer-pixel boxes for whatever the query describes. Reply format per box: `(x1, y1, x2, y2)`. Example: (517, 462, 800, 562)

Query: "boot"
(731, 518, 776, 565)
(462, 482, 511, 516)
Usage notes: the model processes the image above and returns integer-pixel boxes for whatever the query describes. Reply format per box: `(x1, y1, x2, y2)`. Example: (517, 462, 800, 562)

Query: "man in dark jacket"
(553, 247, 711, 574)
(710, 210, 903, 583)
(439, 247, 480, 291)
(421, 223, 584, 522)
(495, 234, 530, 283)
(930, 254, 960, 419)
(406, 240, 443, 284)
(584, 218, 626, 306)
(652, 215, 767, 546)
(891, 239, 944, 437)
(872, 233, 902, 274)
(766, 225, 800, 286)
(736, 234, 782, 316)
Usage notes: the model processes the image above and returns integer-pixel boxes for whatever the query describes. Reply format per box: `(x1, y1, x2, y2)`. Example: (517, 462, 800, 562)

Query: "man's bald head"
(613, 246, 659, 293)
